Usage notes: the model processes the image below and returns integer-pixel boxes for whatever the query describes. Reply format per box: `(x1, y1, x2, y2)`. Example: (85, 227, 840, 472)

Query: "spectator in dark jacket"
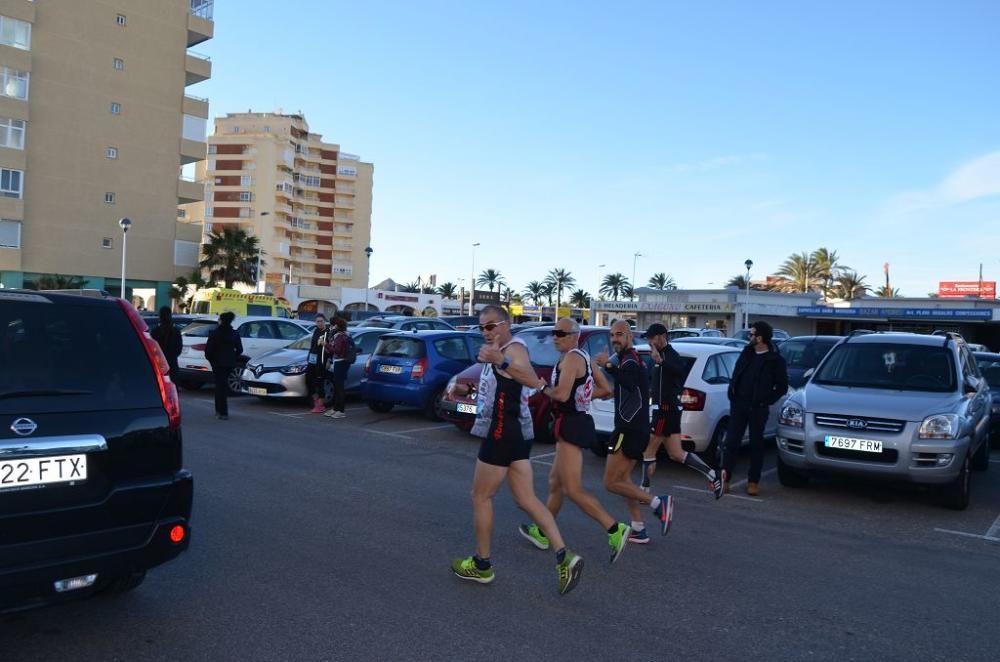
(306, 314, 330, 413)
(205, 311, 243, 420)
(150, 306, 182, 383)
(721, 320, 788, 496)
(324, 317, 350, 418)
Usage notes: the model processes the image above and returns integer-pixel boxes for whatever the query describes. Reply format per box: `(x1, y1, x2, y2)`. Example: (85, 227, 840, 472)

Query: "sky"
(196, 0, 1000, 298)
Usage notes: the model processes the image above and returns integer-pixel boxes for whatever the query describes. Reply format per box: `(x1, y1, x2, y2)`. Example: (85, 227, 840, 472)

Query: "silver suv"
(776, 332, 991, 509)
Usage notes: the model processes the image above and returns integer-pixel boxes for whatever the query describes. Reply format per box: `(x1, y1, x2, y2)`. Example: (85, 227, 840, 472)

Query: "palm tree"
(437, 282, 458, 298)
(726, 274, 748, 289)
(541, 281, 556, 306)
(36, 274, 85, 290)
(171, 270, 214, 312)
(772, 252, 819, 293)
(523, 281, 546, 307)
(501, 286, 515, 308)
(599, 273, 631, 301)
(400, 281, 421, 293)
(476, 268, 504, 292)
(832, 270, 869, 300)
(569, 289, 591, 308)
(647, 272, 677, 290)
(200, 227, 260, 288)
(544, 268, 576, 309)
(874, 285, 901, 298)
(811, 248, 849, 299)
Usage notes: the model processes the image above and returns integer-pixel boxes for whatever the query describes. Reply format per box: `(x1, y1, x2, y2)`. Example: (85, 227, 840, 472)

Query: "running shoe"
(556, 551, 583, 596)
(608, 523, 631, 563)
(628, 528, 650, 545)
(711, 470, 725, 500)
(518, 523, 550, 551)
(451, 556, 495, 584)
(653, 495, 674, 536)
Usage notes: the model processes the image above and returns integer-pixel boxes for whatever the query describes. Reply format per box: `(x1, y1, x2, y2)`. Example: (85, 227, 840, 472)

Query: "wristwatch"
(498, 356, 511, 371)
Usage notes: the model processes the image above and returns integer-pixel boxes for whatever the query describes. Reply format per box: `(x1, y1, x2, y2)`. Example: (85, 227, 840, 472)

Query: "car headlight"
(779, 403, 804, 427)
(918, 413, 960, 439)
(280, 363, 308, 376)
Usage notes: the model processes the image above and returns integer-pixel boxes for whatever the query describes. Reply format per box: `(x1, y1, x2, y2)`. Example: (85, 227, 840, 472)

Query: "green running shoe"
(556, 551, 583, 596)
(451, 556, 495, 584)
(608, 522, 632, 565)
(518, 522, 550, 550)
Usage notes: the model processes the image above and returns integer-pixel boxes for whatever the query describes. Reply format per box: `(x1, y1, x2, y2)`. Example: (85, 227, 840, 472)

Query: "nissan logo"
(10, 417, 37, 436)
(847, 418, 867, 430)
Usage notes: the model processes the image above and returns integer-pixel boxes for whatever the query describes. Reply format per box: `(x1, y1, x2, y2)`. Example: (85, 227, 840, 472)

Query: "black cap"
(645, 322, 668, 337)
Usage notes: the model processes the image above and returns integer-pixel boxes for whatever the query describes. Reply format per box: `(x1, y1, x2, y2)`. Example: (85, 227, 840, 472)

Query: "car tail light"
(679, 388, 706, 411)
(364, 357, 372, 377)
(411, 358, 428, 380)
(169, 524, 187, 544)
(118, 299, 182, 429)
(192, 343, 207, 351)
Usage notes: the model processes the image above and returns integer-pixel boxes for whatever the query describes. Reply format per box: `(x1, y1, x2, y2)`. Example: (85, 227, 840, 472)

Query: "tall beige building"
(182, 112, 373, 292)
(0, 0, 212, 307)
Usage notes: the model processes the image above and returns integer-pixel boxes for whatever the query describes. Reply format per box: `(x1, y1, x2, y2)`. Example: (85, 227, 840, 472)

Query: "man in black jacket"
(721, 320, 788, 496)
(205, 311, 243, 420)
(150, 306, 182, 383)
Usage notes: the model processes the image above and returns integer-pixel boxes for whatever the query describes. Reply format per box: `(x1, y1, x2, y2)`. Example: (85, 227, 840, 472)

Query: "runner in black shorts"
(593, 320, 674, 537)
(518, 318, 631, 564)
(640, 323, 724, 508)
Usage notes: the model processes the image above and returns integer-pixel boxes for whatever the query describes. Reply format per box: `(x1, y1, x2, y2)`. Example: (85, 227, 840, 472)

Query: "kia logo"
(847, 418, 867, 430)
(10, 417, 37, 436)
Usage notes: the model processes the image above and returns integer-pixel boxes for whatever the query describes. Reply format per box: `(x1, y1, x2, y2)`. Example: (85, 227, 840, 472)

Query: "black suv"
(1, 290, 192, 612)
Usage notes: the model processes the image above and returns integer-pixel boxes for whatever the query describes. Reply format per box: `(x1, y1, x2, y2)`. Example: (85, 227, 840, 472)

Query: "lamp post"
(744, 259, 753, 330)
(470, 242, 480, 316)
(118, 217, 132, 300)
(631, 252, 642, 301)
(364, 245, 373, 313)
(595, 263, 605, 324)
(255, 212, 270, 293)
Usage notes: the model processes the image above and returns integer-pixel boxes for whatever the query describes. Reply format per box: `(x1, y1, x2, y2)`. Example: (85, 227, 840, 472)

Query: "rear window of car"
(374, 336, 427, 359)
(433, 337, 470, 361)
(182, 321, 217, 338)
(518, 330, 560, 367)
(814, 343, 957, 393)
(0, 299, 162, 414)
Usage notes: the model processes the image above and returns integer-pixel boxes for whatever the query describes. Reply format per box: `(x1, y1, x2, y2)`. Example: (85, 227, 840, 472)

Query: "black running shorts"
(651, 407, 682, 437)
(608, 427, 647, 462)
(552, 413, 597, 450)
(478, 436, 532, 467)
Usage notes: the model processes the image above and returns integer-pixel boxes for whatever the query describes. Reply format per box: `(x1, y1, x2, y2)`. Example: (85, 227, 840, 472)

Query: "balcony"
(177, 177, 205, 204)
(334, 197, 355, 209)
(188, 1, 214, 46)
(185, 51, 212, 86)
(183, 94, 209, 119)
(180, 137, 206, 165)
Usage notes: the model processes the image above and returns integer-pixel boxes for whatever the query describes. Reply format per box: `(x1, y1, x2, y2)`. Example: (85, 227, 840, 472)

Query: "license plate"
(457, 402, 477, 414)
(824, 435, 883, 453)
(248, 386, 267, 396)
(379, 365, 403, 375)
(0, 454, 88, 492)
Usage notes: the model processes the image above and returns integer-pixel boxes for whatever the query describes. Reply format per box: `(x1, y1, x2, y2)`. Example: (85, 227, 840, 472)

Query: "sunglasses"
(478, 320, 507, 332)
(551, 330, 579, 338)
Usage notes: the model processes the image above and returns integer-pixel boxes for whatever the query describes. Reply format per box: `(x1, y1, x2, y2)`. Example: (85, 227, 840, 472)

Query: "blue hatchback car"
(361, 330, 485, 419)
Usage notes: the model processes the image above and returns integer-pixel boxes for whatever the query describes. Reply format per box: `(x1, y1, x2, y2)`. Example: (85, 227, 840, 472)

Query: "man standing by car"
(518, 318, 632, 564)
(594, 320, 674, 539)
(151, 306, 182, 383)
(721, 320, 788, 496)
(449, 305, 584, 595)
(307, 314, 329, 413)
(205, 311, 243, 420)
(324, 318, 351, 419)
(641, 323, 724, 503)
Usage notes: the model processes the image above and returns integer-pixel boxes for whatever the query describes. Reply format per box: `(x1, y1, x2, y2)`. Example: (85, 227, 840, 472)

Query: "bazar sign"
(938, 281, 996, 298)
(797, 307, 993, 320)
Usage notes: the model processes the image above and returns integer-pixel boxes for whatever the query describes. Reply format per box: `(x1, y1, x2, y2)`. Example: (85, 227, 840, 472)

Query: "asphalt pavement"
(2, 392, 999, 662)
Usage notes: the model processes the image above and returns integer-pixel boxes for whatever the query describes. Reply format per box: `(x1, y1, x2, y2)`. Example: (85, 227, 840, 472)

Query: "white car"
(177, 316, 312, 391)
(589, 343, 784, 457)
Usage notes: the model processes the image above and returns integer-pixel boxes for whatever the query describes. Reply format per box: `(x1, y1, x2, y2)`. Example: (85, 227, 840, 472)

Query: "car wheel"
(971, 435, 990, 472)
(776, 453, 808, 488)
(103, 569, 146, 595)
(942, 452, 971, 511)
(227, 366, 244, 395)
(424, 387, 445, 421)
(368, 401, 394, 414)
(700, 419, 728, 469)
(179, 380, 202, 391)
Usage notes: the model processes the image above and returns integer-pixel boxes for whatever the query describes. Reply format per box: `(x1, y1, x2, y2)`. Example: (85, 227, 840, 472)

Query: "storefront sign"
(797, 307, 993, 320)
(594, 301, 733, 313)
(938, 281, 996, 298)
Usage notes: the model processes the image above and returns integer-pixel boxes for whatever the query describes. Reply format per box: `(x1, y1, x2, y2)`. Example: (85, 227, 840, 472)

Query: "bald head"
(609, 320, 633, 353)
(556, 317, 580, 333)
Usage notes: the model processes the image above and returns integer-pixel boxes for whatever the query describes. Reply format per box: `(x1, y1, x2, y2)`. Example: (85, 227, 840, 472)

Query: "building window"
(0, 16, 31, 50)
(110, 101, 121, 114)
(113, 58, 124, 71)
(106, 147, 118, 159)
(0, 117, 25, 150)
(0, 219, 20, 248)
(102, 237, 113, 249)
(239, 191, 252, 202)
(263, 125, 270, 132)
(239, 208, 252, 218)
(240, 175, 252, 186)
(0, 168, 22, 198)
(115, 14, 126, 26)
(207, 144, 217, 154)
(205, 208, 213, 217)
(104, 192, 115, 204)
(1, 67, 28, 100)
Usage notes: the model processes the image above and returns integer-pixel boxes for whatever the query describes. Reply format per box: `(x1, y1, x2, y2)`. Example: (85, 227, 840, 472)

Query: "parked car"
(776, 332, 992, 509)
(733, 327, 790, 342)
(177, 316, 312, 391)
(439, 315, 481, 330)
(778, 335, 843, 389)
(140, 313, 207, 334)
(672, 336, 746, 349)
(972, 351, 1000, 446)
(438, 325, 612, 438)
(240, 327, 396, 399)
(361, 330, 485, 419)
(589, 343, 785, 458)
(1, 290, 191, 612)
(360, 316, 456, 331)
(668, 327, 724, 341)
(967, 343, 991, 353)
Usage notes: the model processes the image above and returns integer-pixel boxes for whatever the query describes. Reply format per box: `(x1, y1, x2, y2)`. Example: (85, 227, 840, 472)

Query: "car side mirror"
(964, 377, 979, 395)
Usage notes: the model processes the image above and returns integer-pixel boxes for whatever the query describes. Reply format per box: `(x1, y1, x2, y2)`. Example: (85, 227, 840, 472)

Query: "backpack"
(343, 334, 358, 365)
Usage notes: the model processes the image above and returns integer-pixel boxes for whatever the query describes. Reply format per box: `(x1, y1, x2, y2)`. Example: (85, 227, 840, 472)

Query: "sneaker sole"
(609, 526, 631, 565)
(659, 497, 674, 536)
(518, 525, 550, 551)
(628, 535, 651, 545)
(452, 567, 495, 585)
(559, 556, 583, 596)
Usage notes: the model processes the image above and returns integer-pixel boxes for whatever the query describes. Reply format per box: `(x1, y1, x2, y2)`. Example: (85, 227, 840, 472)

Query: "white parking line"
(729, 467, 777, 490)
(359, 428, 413, 440)
(986, 514, 1000, 540)
(392, 424, 454, 435)
(671, 484, 765, 503)
(530, 458, 554, 467)
(933, 528, 1000, 543)
(269, 411, 308, 418)
(531, 451, 557, 460)
(990, 459, 1000, 464)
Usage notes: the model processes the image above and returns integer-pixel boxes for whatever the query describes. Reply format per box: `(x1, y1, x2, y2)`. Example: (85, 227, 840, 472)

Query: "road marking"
(531, 451, 557, 460)
(392, 424, 455, 434)
(986, 514, 1000, 539)
(530, 458, 554, 467)
(358, 428, 413, 440)
(729, 467, 777, 490)
(269, 411, 308, 418)
(990, 459, 1000, 464)
(671, 484, 765, 502)
(934, 528, 1000, 543)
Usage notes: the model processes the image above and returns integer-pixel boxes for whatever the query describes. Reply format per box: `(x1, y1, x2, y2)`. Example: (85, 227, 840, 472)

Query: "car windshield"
(517, 330, 560, 367)
(182, 321, 217, 337)
(813, 343, 957, 393)
(780, 339, 839, 369)
(289, 334, 313, 350)
(976, 359, 1000, 387)
(374, 336, 426, 359)
(362, 319, 396, 329)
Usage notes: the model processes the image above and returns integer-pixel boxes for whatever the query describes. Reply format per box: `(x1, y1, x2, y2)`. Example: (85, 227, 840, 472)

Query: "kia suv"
(0, 290, 192, 612)
(776, 332, 991, 509)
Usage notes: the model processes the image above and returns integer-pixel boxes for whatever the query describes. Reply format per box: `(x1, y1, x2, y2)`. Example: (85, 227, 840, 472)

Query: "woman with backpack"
(324, 317, 354, 418)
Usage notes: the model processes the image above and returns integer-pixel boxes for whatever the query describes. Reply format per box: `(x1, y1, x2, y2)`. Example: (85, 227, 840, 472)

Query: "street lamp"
(595, 263, 606, 324)
(364, 245, 373, 313)
(744, 259, 753, 330)
(470, 242, 480, 316)
(255, 212, 270, 293)
(118, 217, 132, 300)
(631, 252, 642, 301)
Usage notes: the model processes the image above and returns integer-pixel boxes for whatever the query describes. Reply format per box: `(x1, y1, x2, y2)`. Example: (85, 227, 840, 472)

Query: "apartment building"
(0, 0, 213, 308)
(181, 112, 374, 294)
